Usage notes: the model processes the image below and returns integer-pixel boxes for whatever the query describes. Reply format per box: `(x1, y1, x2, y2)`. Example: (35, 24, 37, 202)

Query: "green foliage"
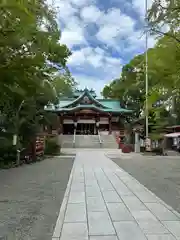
(102, 54, 146, 119)
(102, 33, 180, 137)
(0, 0, 76, 164)
(147, 0, 180, 43)
(0, 141, 17, 167)
(44, 137, 60, 155)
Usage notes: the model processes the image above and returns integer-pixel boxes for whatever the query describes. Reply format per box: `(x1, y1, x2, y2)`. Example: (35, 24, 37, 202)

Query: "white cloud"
(59, 14, 87, 47)
(80, 5, 102, 22)
(73, 74, 112, 97)
(48, 0, 157, 94)
(57, 2, 77, 21)
(71, 0, 94, 7)
(126, 31, 157, 53)
(68, 46, 122, 69)
(67, 46, 121, 95)
(96, 8, 135, 47)
(133, 0, 153, 16)
(60, 30, 86, 47)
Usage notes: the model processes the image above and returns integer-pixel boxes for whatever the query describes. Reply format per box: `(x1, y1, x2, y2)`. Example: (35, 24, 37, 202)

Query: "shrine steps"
(61, 134, 118, 149)
(100, 134, 118, 149)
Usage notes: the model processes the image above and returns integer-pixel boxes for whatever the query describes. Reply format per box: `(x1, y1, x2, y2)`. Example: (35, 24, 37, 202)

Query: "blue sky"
(48, 0, 155, 96)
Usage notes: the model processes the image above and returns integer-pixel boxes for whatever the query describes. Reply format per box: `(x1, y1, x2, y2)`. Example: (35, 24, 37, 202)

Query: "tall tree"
(102, 33, 180, 138)
(148, 0, 180, 43)
(0, 0, 75, 161)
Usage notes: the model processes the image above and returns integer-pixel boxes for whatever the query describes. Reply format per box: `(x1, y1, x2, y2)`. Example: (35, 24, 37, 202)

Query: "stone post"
(135, 131, 140, 153)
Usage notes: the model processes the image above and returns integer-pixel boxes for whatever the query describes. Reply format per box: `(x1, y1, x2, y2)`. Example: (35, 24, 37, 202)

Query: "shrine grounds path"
(0, 156, 74, 240)
(110, 154, 180, 214)
(52, 150, 180, 240)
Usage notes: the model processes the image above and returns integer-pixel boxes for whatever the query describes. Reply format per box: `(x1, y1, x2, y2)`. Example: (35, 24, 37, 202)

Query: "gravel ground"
(111, 155, 180, 213)
(0, 157, 74, 240)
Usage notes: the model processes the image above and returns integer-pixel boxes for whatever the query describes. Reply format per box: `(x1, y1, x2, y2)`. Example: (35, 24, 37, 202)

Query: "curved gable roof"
(59, 88, 108, 109)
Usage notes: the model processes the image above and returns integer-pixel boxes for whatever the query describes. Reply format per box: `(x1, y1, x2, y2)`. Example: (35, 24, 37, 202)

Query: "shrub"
(0, 143, 16, 167)
(44, 137, 60, 155)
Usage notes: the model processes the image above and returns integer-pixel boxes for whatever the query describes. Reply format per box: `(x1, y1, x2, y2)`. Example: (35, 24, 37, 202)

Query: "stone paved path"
(52, 151, 180, 240)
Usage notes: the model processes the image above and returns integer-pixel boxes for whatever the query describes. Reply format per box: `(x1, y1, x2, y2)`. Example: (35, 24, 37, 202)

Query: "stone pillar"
(135, 131, 140, 153)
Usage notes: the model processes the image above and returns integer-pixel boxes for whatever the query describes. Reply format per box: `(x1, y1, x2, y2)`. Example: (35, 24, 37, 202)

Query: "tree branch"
(150, 28, 180, 43)
(159, 3, 180, 11)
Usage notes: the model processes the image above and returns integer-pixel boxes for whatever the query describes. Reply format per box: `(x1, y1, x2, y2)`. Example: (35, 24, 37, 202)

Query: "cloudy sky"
(48, 0, 155, 96)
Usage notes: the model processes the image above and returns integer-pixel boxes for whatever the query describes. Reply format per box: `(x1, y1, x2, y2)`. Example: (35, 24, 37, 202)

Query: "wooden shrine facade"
(45, 88, 133, 135)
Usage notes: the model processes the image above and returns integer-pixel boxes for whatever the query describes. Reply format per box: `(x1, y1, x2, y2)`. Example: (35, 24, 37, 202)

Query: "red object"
(122, 144, 132, 153)
(119, 143, 124, 149)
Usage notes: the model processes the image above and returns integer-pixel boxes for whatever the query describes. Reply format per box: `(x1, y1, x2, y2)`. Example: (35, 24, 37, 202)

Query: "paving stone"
(88, 211, 115, 235)
(102, 191, 122, 203)
(146, 234, 176, 240)
(121, 196, 147, 211)
(53, 150, 180, 240)
(106, 203, 134, 221)
(60, 222, 88, 240)
(68, 192, 85, 203)
(64, 203, 86, 222)
(90, 236, 118, 240)
(52, 197, 68, 238)
(114, 221, 147, 240)
(146, 203, 179, 221)
(126, 182, 147, 192)
(71, 183, 84, 192)
(137, 221, 170, 234)
(87, 197, 107, 212)
(98, 184, 114, 191)
(135, 191, 159, 202)
(131, 210, 158, 221)
(85, 181, 97, 187)
(116, 187, 133, 196)
(86, 186, 101, 197)
(162, 221, 180, 239)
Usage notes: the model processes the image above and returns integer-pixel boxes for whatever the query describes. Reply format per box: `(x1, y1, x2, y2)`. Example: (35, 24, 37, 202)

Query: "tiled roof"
(45, 89, 133, 113)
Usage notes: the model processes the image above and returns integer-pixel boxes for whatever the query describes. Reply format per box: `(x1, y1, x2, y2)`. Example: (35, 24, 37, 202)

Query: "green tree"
(148, 0, 180, 43)
(0, 0, 75, 163)
(102, 34, 180, 138)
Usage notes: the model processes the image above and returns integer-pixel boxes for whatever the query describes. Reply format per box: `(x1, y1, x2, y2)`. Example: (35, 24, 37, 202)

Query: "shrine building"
(45, 88, 133, 136)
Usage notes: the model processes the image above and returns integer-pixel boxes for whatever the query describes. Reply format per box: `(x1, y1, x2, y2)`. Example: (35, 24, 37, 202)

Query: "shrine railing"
(98, 130, 102, 147)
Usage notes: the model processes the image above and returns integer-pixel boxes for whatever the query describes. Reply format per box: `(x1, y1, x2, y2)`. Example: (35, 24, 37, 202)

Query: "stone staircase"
(74, 135, 101, 148)
(100, 134, 118, 149)
(61, 134, 74, 148)
(61, 134, 118, 149)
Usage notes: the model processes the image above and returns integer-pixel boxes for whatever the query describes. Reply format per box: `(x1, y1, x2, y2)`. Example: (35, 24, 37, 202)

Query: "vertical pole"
(145, 0, 149, 149)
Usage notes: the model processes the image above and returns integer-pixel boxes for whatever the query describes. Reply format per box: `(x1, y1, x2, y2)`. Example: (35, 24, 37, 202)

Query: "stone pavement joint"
(52, 150, 180, 240)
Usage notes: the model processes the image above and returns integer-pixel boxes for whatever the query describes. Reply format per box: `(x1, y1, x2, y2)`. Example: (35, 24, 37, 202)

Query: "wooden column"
(109, 115, 112, 134)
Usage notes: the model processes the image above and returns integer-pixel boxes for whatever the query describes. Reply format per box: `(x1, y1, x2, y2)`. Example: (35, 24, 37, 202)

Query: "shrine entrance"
(76, 123, 95, 135)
